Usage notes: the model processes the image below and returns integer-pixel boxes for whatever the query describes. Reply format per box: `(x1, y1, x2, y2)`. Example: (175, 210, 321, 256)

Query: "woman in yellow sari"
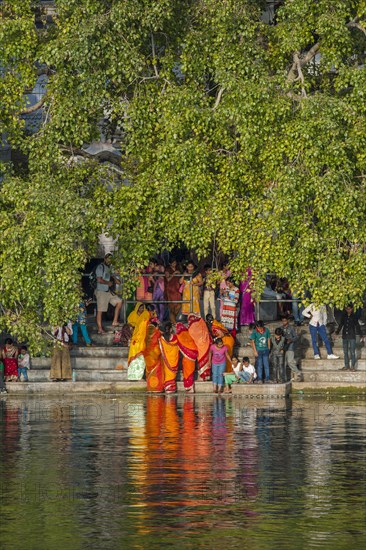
(159, 323, 180, 393)
(211, 319, 235, 372)
(127, 302, 150, 380)
(180, 261, 203, 316)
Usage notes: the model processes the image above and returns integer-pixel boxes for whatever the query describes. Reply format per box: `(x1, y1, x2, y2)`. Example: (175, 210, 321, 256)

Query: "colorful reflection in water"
(0, 395, 365, 549)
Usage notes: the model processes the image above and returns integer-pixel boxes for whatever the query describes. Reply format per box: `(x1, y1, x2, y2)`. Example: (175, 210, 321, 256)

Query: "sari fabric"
(127, 302, 144, 328)
(144, 323, 164, 392)
(221, 286, 239, 330)
(50, 346, 72, 380)
(188, 314, 211, 381)
(212, 320, 235, 372)
(176, 322, 198, 391)
(159, 335, 179, 393)
(3, 345, 18, 381)
(182, 273, 203, 315)
(127, 305, 150, 380)
(239, 269, 255, 325)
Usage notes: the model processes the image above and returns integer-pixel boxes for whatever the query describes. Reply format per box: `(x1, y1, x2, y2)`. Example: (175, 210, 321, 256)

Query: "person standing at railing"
(219, 262, 231, 319)
(165, 259, 182, 323)
(221, 278, 240, 338)
(239, 268, 255, 326)
(179, 261, 203, 317)
(151, 259, 166, 322)
(203, 265, 217, 319)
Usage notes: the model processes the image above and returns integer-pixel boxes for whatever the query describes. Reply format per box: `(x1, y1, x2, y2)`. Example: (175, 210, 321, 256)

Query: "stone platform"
(2, 380, 291, 398)
(3, 320, 366, 396)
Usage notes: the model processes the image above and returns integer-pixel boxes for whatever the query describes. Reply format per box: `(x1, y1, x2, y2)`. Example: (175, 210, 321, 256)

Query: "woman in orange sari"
(159, 322, 180, 393)
(188, 314, 211, 381)
(144, 305, 164, 392)
(175, 322, 198, 392)
(212, 319, 235, 372)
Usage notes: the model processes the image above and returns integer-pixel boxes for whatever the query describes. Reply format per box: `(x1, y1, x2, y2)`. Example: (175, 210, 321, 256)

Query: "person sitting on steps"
(95, 253, 122, 335)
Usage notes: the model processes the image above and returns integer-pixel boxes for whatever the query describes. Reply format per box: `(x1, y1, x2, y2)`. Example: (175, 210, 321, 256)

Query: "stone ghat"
(2, 380, 291, 398)
(3, 321, 365, 395)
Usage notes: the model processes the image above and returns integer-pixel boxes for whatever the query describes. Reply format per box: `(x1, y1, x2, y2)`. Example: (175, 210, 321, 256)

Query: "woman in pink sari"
(239, 268, 255, 326)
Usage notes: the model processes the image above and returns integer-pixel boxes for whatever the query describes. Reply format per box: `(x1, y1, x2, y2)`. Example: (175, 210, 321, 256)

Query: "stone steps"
(71, 346, 128, 357)
(300, 359, 366, 370)
(31, 359, 128, 371)
(301, 370, 366, 384)
(21, 369, 128, 382)
(301, 347, 365, 359)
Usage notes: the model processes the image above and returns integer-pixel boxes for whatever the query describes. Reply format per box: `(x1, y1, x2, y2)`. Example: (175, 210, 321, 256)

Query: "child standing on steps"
(18, 346, 30, 382)
(73, 298, 93, 347)
(209, 338, 232, 394)
(271, 328, 285, 383)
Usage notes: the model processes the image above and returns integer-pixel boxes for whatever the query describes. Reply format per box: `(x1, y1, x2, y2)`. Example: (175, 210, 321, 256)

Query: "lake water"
(0, 395, 365, 549)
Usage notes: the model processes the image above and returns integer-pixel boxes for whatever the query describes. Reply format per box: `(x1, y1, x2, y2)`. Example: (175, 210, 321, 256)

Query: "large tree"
(1, 0, 366, 349)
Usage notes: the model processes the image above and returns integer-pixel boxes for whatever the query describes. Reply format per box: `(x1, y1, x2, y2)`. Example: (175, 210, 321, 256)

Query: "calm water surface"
(0, 395, 365, 549)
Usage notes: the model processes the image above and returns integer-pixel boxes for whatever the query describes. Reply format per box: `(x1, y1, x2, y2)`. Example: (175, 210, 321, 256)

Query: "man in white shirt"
(302, 304, 339, 360)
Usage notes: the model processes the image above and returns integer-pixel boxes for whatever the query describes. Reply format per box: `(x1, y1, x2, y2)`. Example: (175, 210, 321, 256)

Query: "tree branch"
(151, 33, 159, 78)
(347, 17, 366, 37)
(212, 87, 225, 110)
(293, 52, 307, 97)
(20, 95, 46, 115)
(287, 43, 320, 82)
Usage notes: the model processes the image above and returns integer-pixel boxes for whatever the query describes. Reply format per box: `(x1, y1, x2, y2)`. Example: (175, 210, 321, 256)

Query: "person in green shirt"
(250, 320, 272, 384)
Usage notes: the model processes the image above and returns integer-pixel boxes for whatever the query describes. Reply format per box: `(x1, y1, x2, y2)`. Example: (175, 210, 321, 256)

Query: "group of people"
(124, 300, 303, 393)
(126, 303, 215, 393)
(135, 259, 256, 332)
(0, 339, 30, 393)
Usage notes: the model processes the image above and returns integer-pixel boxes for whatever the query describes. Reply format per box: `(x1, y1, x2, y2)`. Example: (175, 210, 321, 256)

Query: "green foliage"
(1, 0, 366, 349)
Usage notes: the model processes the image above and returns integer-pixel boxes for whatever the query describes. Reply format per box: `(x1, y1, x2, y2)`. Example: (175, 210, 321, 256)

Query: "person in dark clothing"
(335, 304, 363, 371)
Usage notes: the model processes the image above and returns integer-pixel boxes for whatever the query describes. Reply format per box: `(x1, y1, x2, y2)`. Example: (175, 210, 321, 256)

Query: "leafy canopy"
(1, 0, 366, 349)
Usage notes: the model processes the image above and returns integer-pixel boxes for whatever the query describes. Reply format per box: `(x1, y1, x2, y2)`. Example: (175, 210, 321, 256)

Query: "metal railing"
(122, 273, 196, 323)
(82, 270, 305, 323)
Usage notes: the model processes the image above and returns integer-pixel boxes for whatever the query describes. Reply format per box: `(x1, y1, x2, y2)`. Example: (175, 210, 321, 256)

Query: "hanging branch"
(151, 32, 159, 78)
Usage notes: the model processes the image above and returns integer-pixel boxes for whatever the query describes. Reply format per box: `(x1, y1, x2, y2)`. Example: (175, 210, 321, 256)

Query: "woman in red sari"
(211, 320, 235, 372)
(144, 305, 164, 392)
(175, 322, 198, 392)
(2, 338, 19, 382)
(188, 314, 212, 381)
(159, 322, 180, 393)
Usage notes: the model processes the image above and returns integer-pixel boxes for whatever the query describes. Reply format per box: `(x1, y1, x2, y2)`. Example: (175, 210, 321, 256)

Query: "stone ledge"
(292, 381, 366, 394)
